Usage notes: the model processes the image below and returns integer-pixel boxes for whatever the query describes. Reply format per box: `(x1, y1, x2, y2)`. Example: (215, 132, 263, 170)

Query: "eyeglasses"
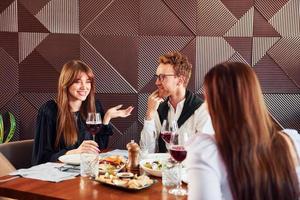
(154, 74, 176, 81)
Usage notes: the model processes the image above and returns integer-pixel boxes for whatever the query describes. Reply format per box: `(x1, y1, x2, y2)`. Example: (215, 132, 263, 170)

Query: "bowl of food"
(140, 158, 165, 177)
(99, 155, 126, 174)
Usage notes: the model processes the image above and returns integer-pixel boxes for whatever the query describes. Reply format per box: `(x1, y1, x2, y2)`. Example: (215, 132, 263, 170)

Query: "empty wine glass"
(168, 130, 188, 196)
(86, 112, 102, 141)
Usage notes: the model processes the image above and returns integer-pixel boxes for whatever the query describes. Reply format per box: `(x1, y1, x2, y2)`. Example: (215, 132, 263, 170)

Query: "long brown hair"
(204, 62, 299, 200)
(55, 60, 96, 148)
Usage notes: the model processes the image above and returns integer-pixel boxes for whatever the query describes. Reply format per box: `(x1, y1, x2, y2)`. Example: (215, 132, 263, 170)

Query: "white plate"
(140, 158, 167, 177)
(58, 154, 81, 165)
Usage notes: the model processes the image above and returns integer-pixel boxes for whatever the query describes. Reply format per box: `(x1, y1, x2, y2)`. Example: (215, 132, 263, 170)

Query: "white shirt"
(186, 129, 300, 200)
(140, 100, 213, 153)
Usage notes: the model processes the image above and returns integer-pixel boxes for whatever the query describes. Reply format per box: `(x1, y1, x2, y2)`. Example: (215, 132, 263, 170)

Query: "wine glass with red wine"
(160, 120, 178, 152)
(169, 130, 188, 196)
(86, 112, 102, 141)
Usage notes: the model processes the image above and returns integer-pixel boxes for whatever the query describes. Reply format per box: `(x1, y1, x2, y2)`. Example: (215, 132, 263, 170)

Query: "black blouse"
(32, 100, 113, 165)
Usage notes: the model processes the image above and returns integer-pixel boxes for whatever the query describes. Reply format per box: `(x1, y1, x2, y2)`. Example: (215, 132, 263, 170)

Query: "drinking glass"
(86, 112, 102, 141)
(80, 152, 99, 178)
(168, 130, 188, 196)
(160, 120, 178, 152)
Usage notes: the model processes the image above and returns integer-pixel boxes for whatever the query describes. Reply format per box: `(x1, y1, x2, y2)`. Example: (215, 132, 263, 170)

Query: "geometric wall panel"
(0, 48, 18, 108)
(253, 8, 281, 37)
(35, 0, 79, 34)
(96, 93, 138, 149)
(163, 0, 197, 34)
(197, 0, 237, 36)
(267, 37, 300, 87)
(227, 52, 250, 65)
(1, 0, 300, 144)
(82, 0, 139, 36)
(140, 0, 193, 36)
(21, 92, 57, 110)
(137, 93, 149, 124)
(224, 7, 254, 37)
(0, 0, 14, 12)
(95, 93, 137, 134)
(195, 36, 235, 92)
(19, 50, 59, 92)
(225, 37, 252, 64)
(82, 35, 138, 89)
(19, 95, 38, 140)
(254, 0, 289, 20)
(17, 2, 49, 33)
(36, 34, 80, 72)
(0, 0, 18, 32)
(18, 0, 51, 16)
(0, 48, 18, 94)
(269, 0, 300, 37)
(19, 32, 49, 63)
(79, 0, 112, 31)
(264, 94, 300, 131)
(108, 122, 139, 150)
(254, 54, 300, 93)
(80, 37, 137, 93)
(252, 37, 280, 65)
(181, 37, 197, 92)
(221, 0, 253, 19)
(0, 32, 18, 62)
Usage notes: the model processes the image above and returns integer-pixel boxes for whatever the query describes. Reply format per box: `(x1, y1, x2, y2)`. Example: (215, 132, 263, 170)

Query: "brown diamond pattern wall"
(0, 0, 299, 148)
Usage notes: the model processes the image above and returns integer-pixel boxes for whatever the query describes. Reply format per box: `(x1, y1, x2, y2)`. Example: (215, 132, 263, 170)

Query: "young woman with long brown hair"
(186, 62, 299, 200)
(32, 60, 133, 165)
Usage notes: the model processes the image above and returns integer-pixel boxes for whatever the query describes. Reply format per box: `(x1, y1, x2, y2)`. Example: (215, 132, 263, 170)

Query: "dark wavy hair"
(204, 62, 299, 200)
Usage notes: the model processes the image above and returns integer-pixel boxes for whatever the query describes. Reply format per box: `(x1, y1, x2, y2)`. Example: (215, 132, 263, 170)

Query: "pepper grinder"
(126, 140, 140, 173)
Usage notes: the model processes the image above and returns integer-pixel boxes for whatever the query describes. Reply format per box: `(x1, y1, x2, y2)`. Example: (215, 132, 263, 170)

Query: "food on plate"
(100, 155, 126, 166)
(143, 160, 163, 171)
(116, 172, 134, 178)
(99, 155, 126, 174)
(96, 174, 154, 189)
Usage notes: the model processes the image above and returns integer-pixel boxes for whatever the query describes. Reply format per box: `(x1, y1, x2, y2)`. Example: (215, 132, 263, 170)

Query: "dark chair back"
(0, 139, 33, 169)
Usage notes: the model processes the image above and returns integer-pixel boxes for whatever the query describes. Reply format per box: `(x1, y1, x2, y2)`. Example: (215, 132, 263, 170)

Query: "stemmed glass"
(86, 112, 102, 141)
(169, 130, 188, 196)
(160, 120, 178, 152)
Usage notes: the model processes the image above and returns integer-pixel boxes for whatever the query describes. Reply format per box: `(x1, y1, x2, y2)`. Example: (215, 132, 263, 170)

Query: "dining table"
(0, 174, 187, 200)
(0, 149, 188, 200)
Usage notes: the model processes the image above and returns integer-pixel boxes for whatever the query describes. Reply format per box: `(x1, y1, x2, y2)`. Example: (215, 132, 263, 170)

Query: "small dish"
(116, 172, 134, 178)
(140, 159, 165, 177)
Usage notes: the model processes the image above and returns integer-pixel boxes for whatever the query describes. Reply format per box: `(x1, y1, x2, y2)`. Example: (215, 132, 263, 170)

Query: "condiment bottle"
(126, 140, 140, 173)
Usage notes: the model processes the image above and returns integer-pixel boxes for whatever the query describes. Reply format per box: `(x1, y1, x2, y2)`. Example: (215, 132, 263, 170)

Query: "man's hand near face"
(145, 90, 164, 120)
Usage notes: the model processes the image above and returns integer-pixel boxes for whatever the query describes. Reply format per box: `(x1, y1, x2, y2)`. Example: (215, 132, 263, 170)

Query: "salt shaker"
(126, 140, 140, 173)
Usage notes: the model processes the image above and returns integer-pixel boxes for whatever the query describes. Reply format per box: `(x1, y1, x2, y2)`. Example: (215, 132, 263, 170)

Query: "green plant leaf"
(0, 114, 3, 143)
(4, 112, 16, 143)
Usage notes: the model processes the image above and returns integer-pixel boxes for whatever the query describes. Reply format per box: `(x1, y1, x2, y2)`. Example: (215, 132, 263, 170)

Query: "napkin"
(9, 162, 79, 182)
(99, 149, 128, 158)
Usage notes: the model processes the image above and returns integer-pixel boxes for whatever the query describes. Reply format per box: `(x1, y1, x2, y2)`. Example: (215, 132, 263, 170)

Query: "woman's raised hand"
(66, 140, 100, 155)
(103, 105, 134, 124)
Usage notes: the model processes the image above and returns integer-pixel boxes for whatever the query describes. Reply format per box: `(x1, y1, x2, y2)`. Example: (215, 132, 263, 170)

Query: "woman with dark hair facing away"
(32, 60, 133, 165)
(186, 62, 299, 200)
